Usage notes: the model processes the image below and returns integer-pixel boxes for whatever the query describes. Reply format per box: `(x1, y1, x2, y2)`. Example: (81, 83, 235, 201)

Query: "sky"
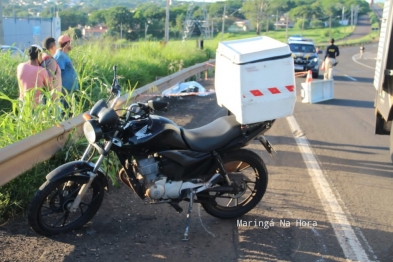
(188, 0, 386, 3)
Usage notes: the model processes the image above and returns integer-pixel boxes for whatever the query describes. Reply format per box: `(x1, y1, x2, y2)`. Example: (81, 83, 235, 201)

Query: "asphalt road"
(1, 10, 392, 261)
(235, 42, 393, 261)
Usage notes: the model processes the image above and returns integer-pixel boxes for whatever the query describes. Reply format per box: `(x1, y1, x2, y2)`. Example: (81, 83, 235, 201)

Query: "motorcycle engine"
(135, 157, 182, 200)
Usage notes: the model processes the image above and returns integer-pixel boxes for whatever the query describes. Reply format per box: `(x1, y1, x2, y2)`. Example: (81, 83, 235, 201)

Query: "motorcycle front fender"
(46, 160, 109, 190)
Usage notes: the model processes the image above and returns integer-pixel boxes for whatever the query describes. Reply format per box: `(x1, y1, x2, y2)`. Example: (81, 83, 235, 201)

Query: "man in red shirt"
(16, 45, 51, 106)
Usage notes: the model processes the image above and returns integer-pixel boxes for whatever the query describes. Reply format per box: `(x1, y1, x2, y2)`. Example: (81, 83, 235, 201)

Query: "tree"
(289, 5, 321, 34)
(266, 0, 293, 14)
(59, 9, 88, 30)
(104, 7, 134, 40)
(174, 13, 185, 37)
(319, 0, 342, 39)
(242, 0, 271, 35)
(88, 9, 107, 26)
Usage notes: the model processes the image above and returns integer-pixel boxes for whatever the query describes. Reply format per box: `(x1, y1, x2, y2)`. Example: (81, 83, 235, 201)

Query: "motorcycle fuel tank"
(123, 115, 188, 151)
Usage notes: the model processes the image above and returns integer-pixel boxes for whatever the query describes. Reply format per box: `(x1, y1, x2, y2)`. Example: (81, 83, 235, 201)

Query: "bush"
(369, 12, 379, 25)
(295, 19, 310, 30)
(310, 19, 324, 29)
(331, 20, 341, 27)
(0, 39, 215, 223)
(321, 31, 330, 37)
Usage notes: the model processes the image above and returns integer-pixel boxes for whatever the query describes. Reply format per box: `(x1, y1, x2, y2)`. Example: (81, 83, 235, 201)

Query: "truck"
(374, 0, 393, 163)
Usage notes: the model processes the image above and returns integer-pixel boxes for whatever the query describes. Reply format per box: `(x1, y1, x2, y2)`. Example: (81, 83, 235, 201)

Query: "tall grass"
(0, 40, 211, 223)
(0, 26, 378, 222)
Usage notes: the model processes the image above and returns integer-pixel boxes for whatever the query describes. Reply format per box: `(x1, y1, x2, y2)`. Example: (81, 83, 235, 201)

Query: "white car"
(0, 45, 25, 59)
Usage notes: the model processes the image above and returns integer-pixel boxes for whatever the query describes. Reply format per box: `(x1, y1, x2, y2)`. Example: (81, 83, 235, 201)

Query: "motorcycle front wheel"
(198, 149, 268, 219)
(28, 176, 105, 236)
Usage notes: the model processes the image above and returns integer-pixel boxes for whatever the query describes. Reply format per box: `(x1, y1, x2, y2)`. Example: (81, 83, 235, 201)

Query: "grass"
(0, 40, 212, 223)
(211, 25, 356, 45)
(0, 23, 380, 223)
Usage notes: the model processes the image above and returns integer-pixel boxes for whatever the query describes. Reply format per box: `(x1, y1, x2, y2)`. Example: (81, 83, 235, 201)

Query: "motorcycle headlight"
(83, 120, 103, 144)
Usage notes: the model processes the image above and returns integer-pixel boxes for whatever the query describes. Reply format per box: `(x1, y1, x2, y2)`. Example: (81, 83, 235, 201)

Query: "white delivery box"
(215, 36, 296, 124)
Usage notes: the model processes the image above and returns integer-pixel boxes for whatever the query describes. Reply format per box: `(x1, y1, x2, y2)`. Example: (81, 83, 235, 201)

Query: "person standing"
(359, 45, 365, 59)
(41, 37, 62, 97)
(54, 35, 78, 114)
(16, 45, 51, 106)
(54, 35, 78, 94)
(323, 38, 340, 80)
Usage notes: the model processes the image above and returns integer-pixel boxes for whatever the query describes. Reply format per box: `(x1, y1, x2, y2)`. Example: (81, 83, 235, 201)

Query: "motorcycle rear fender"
(46, 160, 109, 190)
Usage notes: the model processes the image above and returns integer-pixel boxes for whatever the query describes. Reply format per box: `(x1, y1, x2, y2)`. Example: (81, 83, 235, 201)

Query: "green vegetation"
(0, 11, 380, 223)
(369, 11, 380, 30)
(220, 25, 355, 45)
(0, 40, 214, 223)
(3, 0, 371, 41)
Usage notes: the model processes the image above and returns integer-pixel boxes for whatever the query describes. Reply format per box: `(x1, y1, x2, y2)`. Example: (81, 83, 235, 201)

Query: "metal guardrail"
(0, 59, 215, 186)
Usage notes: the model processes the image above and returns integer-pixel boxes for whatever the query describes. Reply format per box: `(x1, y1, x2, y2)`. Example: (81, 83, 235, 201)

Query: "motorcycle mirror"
(90, 99, 108, 117)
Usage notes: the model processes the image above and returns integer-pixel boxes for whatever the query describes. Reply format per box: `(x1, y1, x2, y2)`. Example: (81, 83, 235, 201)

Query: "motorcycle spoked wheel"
(198, 149, 268, 219)
(28, 176, 105, 236)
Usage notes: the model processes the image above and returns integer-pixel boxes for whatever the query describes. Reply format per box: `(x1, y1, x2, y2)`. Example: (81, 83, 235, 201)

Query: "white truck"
(374, 0, 393, 162)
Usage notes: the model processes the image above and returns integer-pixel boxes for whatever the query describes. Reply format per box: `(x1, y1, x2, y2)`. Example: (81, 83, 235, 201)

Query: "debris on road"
(162, 81, 215, 97)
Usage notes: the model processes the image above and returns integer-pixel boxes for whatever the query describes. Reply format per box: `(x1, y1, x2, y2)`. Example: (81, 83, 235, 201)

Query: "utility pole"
(301, 14, 305, 36)
(165, 0, 170, 43)
(354, 5, 359, 25)
(120, 23, 123, 39)
(351, 4, 354, 27)
(329, 15, 332, 39)
(221, 4, 226, 41)
(342, 6, 345, 24)
(266, 16, 269, 33)
(145, 23, 149, 40)
(285, 14, 288, 41)
(211, 20, 214, 38)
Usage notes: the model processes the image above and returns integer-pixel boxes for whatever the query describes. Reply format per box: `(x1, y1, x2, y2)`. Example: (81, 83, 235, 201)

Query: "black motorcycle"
(28, 66, 275, 240)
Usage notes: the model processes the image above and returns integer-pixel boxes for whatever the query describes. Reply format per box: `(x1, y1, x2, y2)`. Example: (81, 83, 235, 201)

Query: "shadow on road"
(333, 76, 374, 83)
(317, 98, 374, 108)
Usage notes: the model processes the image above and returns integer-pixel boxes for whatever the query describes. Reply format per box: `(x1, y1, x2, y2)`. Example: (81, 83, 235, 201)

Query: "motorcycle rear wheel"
(28, 176, 104, 236)
(198, 149, 268, 219)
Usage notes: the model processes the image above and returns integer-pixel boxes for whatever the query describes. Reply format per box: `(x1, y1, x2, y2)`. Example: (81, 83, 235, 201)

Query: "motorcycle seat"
(181, 115, 242, 152)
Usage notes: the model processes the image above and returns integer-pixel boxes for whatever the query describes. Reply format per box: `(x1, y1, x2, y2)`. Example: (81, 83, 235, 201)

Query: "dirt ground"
(0, 79, 241, 262)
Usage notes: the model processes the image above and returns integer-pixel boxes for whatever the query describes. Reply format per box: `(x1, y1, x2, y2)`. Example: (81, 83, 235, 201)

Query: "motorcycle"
(27, 66, 275, 240)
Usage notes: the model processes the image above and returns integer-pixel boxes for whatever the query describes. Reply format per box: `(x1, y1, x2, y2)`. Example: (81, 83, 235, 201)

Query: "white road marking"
(286, 115, 373, 262)
(344, 75, 358, 81)
(352, 54, 375, 70)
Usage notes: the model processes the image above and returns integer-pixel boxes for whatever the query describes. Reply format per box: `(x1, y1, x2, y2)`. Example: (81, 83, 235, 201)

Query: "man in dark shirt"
(324, 38, 340, 80)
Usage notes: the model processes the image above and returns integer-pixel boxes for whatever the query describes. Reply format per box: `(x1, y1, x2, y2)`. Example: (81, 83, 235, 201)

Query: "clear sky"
(189, 0, 385, 2)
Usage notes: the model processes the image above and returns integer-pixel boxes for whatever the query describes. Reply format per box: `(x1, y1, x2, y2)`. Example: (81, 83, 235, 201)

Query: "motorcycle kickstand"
(182, 189, 195, 241)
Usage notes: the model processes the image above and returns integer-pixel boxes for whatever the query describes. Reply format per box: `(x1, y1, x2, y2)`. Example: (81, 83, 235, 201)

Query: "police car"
(287, 36, 322, 78)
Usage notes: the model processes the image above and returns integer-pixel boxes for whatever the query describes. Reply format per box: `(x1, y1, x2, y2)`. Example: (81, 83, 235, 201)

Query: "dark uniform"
(324, 41, 340, 80)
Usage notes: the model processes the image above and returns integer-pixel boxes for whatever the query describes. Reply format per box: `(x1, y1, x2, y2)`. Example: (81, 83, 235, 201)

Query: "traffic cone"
(306, 70, 313, 83)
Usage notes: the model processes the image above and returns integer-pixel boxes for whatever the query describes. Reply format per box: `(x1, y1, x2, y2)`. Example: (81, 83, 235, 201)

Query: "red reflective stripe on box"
(285, 85, 295, 92)
(250, 90, 263, 96)
(268, 87, 281, 94)
(249, 85, 294, 97)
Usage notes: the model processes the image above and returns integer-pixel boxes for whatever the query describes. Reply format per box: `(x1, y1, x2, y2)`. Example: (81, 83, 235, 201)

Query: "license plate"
(294, 65, 304, 70)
